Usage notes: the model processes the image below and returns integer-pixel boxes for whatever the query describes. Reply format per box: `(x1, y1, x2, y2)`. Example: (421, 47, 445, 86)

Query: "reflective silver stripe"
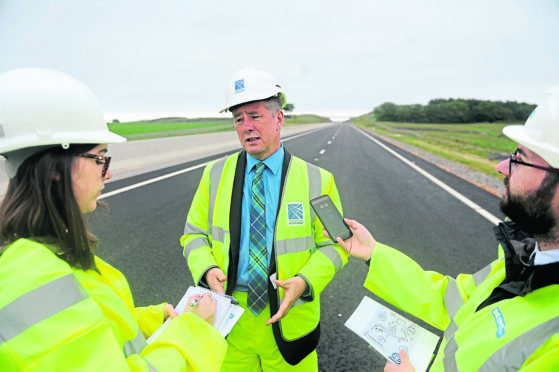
(444, 320, 458, 341)
(123, 329, 147, 357)
(307, 163, 321, 200)
(123, 329, 159, 372)
(208, 157, 227, 234)
(307, 162, 322, 224)
(0, 274, 88, 344)
(444, 278, 464, 320)
(211, 225, 227, 244)
(183, 222, 208, 236)
(276, 237, 314, 256)
(316, 240, 333, 248)
(443, 314, 559, 371)
(473, 263, 492, 287)
(319, 245, 343, 272)
(276, 238, 342, 271)
(184, 236, 210, 259)
(443, 336, 459, 371)
(478, 316, 559, 371)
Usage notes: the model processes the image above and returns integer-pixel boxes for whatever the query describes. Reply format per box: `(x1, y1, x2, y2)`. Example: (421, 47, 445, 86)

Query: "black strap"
(226, 151, 246, 296)
(268, 150, 320, 365)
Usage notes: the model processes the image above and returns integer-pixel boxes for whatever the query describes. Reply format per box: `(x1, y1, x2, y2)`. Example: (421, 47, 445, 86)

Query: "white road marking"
(353, 126, 501, 225)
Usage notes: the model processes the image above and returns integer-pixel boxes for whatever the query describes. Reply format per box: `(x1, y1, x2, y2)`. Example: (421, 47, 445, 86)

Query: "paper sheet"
(345, 296, 440, 372)
(147, 286, 244, 343)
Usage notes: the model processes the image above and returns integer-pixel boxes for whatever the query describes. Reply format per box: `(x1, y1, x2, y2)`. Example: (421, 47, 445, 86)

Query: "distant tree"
(472, 102, 511, 123)
(373, 102, 399, 121)
(112, 119, 120, 123)
(373, 98, 534, 124)
(283, 103, 295, 113)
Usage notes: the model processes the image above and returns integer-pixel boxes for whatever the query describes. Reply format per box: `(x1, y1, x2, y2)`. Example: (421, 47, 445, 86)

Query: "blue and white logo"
(235, 78, 245, 93)
(287, 202, 304, 225)
(528, 108, 537, 120)
(492, 307, 506, 338)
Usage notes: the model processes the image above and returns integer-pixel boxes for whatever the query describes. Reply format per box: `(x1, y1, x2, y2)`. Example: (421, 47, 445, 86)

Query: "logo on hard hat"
(528, 108, 536, 120)
(234, 79, 245, 94)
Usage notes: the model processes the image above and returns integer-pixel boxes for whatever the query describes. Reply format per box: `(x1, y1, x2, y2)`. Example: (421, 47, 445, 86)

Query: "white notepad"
(147, 286, 244, 343)
(345, 296, 440, 372)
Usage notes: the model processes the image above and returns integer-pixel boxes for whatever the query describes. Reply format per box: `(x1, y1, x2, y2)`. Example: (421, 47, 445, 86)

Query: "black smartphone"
(310, 194, 352, 241)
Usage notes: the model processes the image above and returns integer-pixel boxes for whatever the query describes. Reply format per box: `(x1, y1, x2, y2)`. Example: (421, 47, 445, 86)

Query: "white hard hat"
(0, 67, 126, 177)
(503, 85, 559, 168)
(220, 68, 287, 113)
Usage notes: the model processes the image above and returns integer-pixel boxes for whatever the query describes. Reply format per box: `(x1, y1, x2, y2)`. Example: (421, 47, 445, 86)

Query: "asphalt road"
(89, 123, 505, 371)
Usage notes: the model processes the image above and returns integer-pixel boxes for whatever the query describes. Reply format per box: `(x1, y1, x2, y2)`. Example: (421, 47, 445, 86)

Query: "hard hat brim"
(503, 124, 559, 168)
(220, 92, 287, 113)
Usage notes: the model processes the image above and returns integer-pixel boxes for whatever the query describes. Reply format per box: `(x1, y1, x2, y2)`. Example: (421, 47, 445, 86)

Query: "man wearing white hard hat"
(332, 86, 559, 371)
(0, 68, 227, 370)
(181, 68, 348, 370)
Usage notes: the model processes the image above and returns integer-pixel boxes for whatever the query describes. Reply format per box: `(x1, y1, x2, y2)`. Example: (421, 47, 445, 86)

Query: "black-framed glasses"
(509, 150, 559, 175)
(79, 153, 112, 177)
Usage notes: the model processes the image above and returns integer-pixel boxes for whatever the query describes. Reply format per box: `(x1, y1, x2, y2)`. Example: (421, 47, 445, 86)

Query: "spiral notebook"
(147, 286, 244, 343)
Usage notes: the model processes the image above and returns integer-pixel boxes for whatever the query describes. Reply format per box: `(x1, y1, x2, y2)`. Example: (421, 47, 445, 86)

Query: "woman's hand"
(164, 303, 179, 320)
(184, 293, 217, 326)
(325, 218, 377, 261)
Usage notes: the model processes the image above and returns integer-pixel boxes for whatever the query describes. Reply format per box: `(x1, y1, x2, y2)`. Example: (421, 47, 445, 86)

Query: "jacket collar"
(494, 220, 559, 296)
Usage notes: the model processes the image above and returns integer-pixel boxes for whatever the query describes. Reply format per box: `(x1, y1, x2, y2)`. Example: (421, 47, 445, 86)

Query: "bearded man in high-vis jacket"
(181, 68, 348, 371)
(335, 85, 559, 371)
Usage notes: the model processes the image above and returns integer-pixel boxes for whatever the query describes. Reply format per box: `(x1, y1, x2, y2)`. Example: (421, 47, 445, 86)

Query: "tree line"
(373, 98, 536, 124)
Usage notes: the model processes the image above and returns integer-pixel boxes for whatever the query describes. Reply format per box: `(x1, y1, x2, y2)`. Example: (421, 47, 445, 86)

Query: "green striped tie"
(248, 162, 268, 315)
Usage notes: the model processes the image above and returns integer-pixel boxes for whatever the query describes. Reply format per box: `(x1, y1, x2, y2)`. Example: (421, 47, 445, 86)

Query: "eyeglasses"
(509, 150, 559, 175)
(79, 153, 112, 177)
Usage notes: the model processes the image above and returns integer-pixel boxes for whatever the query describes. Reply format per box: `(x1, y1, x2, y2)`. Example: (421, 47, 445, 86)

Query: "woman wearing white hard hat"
(0, 68, 226, 370)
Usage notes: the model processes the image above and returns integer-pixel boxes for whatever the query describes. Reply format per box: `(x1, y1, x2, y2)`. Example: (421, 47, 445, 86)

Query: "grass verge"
(352, 116, 519, 177)
(108, 115, 330, 140)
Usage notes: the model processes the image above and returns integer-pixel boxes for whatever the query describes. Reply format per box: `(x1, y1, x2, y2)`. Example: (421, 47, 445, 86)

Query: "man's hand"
(384, 350, 415, 372)
(205, 268, 227, 294)
(266, 276, 307, 326)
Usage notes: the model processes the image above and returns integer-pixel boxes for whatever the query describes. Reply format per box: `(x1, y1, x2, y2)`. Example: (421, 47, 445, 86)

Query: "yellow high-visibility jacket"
(0, 238, 227, 371)
(365, 220, 559, 371)
(181, 150, 348, 365)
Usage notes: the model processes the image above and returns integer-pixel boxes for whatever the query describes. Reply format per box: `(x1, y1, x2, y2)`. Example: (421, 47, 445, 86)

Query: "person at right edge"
(181, 68, 348, 371)
(332, 85, 559, 371)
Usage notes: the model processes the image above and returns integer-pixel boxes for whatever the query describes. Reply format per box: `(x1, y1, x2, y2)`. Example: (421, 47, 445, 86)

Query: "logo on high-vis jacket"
(287, 202, 304, 225)
(492, 307, 506, 338)
(235, 79, 245, 93)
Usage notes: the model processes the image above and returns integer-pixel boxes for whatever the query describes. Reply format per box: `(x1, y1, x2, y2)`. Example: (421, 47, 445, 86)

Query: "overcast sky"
(1, 0, 558, 121)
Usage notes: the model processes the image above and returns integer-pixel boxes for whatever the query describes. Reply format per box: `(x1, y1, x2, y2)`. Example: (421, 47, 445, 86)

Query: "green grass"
(108, 119, 233, 140)
(108, 115, 330, 140)
(353, 116, 519, 177)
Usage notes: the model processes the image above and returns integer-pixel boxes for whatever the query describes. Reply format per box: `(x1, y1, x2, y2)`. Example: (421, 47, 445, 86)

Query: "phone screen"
(310, 194, 352, 241)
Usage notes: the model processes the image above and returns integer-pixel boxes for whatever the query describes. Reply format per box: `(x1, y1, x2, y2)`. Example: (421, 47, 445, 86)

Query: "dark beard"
(500, 174, 559, 237)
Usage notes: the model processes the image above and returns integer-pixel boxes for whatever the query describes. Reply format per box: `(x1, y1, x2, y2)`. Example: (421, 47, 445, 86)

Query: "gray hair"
(263, 96, 283, 115)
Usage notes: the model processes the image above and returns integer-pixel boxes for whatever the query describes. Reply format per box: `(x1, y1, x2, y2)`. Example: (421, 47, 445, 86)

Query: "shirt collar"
(246, 144, 284, 176)
(532, 242, 559, 265)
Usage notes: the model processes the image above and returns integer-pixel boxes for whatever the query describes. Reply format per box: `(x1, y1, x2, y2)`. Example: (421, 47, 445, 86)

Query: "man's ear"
(275, 109, 284, 128)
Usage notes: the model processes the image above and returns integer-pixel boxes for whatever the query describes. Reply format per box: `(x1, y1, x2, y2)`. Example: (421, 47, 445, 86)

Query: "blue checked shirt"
(236, 145, 284, 291)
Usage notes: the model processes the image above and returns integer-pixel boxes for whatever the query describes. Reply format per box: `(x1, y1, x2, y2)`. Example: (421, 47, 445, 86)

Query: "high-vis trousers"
(222, 291, 318, 372)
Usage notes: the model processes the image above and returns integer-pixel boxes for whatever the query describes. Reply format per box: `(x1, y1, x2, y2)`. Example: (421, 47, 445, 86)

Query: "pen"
(189, 298, 200, 307)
